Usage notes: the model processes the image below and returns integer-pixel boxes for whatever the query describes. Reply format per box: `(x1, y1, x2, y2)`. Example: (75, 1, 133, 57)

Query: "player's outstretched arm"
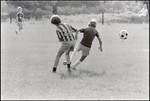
(16, 17, 19, 26)
(16, 15, 18, 25)
(75, 28, 85, 40)
(96, 32, 103, 51)
(23, 14, 25, 25)
(146, 10, 149, 17)
(75, 30, 79, 40)
(69, 25, 79, 40)
(97, 36, 103, 52)
(22, 17, 25, 25)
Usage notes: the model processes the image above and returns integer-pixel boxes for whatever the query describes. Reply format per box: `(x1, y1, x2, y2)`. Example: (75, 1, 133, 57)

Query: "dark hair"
(51, 15, 61, 25)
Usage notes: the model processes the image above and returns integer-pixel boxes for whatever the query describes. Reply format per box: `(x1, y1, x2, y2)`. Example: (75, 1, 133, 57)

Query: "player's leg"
(71, 44, 90, 69)
(142, 16, 145, 24)
(20, 22, 23, 33)
(18, 22, 22, 34)
(53, 49, 64, 72)
(53, 42, 69, 72)
(65, 41, 76, 72)
(17, 22, 21, 34)
(142, 16, 148, 28)
(65, 51, 70, 65)
(71, 55, 87, 70)
(63, 48, 78, 65)
(70, 48, 78, 63)
(63, 43, 80, 65)
(15, 22, 19, 34)
(65, 51, 71, 72)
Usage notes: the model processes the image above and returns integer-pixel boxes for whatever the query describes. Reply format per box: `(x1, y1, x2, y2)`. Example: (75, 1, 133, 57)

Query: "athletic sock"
(71, 59, 81, 68)
(70, 49, 77, 62)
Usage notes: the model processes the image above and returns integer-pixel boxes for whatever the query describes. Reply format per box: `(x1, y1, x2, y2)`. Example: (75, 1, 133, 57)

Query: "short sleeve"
(16, 13, 19, 17)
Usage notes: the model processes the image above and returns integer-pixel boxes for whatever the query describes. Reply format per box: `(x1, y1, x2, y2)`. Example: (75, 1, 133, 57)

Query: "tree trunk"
(53, 5, 57, 14)
(102, 12, 104, 25)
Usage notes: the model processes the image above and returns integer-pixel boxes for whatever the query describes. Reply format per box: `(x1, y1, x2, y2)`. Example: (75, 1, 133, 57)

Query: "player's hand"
(98, 47, 103, 52)
(75, 30, 79, 40)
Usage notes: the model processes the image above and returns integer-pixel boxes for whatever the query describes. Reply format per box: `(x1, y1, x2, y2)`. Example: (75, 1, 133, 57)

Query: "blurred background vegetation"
(1, 0, 149, 23)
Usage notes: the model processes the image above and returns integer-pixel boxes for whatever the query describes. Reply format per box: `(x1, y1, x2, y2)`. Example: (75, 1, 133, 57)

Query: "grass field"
(1, 21, 149, 100)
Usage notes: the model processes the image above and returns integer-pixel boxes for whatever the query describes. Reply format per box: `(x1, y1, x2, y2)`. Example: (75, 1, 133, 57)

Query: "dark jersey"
(79, 27, 99, 48)
(17, 12, 24, 22)
(56, 23, 77, 42)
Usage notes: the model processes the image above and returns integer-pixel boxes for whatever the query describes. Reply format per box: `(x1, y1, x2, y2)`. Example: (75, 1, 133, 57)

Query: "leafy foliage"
(2, 1, 148, 21)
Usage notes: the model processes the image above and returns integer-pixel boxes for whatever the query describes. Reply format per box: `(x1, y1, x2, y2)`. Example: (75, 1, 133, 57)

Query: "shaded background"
(1, 0, 149, 23)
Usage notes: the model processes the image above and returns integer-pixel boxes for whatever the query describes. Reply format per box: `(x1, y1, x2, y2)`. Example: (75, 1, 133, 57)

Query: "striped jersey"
(56, 23, 77, 42)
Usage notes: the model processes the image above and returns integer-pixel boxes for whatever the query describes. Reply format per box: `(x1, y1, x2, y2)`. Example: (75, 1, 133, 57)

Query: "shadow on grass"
(59, 69, 106, 80)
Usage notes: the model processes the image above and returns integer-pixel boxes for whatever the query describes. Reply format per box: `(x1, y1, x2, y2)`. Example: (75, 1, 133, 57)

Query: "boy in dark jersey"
(51, 15, 78, 73)
(64, 19, 103, 69)
(15, 6, 24, 34)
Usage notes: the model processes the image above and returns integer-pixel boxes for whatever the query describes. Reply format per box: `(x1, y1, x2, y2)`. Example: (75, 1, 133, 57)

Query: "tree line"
(1, 0, 149, 21)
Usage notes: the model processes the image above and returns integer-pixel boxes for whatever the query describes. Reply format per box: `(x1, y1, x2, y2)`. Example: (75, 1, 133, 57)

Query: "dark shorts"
(76, 43, 90, 56)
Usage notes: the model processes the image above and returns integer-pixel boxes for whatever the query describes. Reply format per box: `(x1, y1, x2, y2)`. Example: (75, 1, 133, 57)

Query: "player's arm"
(96, 32, 103, 52)
(70, 25, 77, 32)
(16, 14, 18, 25)
(138, 8, 143, 13)
(146, 9, 149, 17)
(74, 30, 79, 40)
(74, 28, 86, 40)
(78, 28, 85, 33)
(69, 25, 79, 40)
(22, 13, 25, 25)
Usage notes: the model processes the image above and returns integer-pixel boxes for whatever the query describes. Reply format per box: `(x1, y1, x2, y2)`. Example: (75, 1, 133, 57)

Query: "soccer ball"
(119, 30, 128, 40)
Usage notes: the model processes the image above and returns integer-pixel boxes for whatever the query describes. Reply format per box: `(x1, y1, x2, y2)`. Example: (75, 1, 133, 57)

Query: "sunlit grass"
(1, 22, 149, 100)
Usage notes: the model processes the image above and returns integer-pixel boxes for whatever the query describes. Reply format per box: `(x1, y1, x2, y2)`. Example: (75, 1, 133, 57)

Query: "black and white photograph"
(1, 0, 149, 100)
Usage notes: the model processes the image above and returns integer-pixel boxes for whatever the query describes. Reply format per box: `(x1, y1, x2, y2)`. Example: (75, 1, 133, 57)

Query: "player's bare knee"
(56, 54, 61, 58)
(79, 56, 87, 62)
(65, 51, 70, 56)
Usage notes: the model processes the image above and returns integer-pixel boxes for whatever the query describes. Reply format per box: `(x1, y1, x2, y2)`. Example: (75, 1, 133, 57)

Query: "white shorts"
(59, 40, 76, 53)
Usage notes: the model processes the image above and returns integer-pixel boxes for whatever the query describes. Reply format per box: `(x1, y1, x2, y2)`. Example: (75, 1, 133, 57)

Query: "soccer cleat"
(52, 67, 57, 73)
(67, 64, 71, 72)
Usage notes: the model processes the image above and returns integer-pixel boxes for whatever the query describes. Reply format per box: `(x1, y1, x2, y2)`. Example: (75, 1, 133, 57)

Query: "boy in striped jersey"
(51, 15, 78, 73)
